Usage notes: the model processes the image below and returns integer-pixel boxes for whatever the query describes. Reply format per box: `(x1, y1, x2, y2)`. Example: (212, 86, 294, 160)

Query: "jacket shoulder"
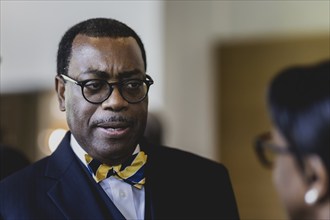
(146, 143, 229, 175)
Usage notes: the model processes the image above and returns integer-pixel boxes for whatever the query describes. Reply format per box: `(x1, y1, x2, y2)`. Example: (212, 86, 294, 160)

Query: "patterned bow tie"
(85, 151, 147, 189)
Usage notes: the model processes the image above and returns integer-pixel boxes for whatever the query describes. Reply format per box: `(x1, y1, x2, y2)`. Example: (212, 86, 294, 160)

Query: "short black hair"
(57, 18, 147, 75)
(267, 60, 330, 181)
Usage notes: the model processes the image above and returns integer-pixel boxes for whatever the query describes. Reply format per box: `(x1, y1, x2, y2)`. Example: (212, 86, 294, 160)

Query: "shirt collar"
(70, 134, 140, 167)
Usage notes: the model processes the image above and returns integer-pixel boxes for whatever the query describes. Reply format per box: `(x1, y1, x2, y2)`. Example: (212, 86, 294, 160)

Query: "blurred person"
(0, 18, 239, 219)
(0, 60, 30, 180)
(254, 60, 330, 220)
(0, 144, 30, 180)
(144, 112, 164, 146)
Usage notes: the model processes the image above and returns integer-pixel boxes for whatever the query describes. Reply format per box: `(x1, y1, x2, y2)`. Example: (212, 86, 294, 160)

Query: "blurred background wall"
(1, 1, 329, 219)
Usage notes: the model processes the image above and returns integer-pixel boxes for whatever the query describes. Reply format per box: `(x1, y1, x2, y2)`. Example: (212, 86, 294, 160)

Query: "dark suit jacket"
(0, 132, 239, 220)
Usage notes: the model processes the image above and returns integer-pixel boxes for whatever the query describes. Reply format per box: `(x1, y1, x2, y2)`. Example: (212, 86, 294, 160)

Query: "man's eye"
(85, 81, 105, 90)
(125, 81, 143, 89)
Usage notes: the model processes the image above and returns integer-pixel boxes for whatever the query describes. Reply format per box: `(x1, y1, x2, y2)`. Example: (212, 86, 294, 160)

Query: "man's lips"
(96, 121, 131, 138)
(98, 127, 130, 138)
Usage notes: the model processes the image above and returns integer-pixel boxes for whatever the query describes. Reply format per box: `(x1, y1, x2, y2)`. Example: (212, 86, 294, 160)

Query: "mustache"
(91, 115, 133, 126)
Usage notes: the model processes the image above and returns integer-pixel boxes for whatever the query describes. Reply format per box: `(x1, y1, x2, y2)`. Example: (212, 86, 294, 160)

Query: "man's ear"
(55, 75, 66, 112)
(304, 155, 329, 205)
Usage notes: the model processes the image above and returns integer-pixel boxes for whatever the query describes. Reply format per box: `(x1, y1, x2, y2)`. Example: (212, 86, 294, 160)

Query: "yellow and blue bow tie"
(85, 151, 147, 189)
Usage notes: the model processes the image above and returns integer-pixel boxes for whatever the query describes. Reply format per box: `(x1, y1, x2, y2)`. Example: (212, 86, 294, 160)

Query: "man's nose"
(101, 86, 128, 111)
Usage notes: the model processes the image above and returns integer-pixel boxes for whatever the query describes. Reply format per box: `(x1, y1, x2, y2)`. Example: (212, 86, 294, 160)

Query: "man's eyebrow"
(81, 69, 143, 79)
(119, 69, 144, 78)
(81, 69, 108, 78)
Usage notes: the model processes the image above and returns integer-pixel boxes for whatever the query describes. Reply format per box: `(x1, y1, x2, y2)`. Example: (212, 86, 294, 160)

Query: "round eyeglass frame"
(254, 132, 314, 184)
(254, 132, 293, 168)
(59, 74, 154, 104)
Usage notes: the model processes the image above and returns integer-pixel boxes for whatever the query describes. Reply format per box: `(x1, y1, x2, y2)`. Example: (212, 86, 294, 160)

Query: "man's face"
(56, 35, 148, 165)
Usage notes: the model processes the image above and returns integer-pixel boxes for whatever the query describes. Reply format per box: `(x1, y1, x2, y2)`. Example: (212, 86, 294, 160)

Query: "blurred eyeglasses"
(254, 132, 293, 168)
(60, 74, 154, 104)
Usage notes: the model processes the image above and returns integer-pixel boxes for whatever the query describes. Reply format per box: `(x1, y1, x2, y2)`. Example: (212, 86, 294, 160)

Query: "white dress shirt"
(70, 134, 145, 220)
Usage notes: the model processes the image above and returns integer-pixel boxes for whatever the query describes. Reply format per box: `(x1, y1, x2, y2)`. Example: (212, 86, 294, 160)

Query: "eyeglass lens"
(260, 140, 276, 168)
(82, 79, 148, 104)
(255, 134, 276, 168)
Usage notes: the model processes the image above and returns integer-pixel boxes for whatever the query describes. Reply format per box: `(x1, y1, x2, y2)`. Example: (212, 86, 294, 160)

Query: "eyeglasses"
(254, 132, 293, 168)
(254, 132, 314, 184)
(60, 74, 154, 104)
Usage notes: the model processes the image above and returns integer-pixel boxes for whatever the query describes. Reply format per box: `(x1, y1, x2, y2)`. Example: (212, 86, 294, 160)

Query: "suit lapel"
(144, 183, 155, 220)
(141, 138, 185, 220)
(45, 132, 125, 220)
(140, 138, 164, 220)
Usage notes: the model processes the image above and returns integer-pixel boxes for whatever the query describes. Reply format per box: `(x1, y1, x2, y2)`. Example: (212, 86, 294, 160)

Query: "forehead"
(72, 34, 140, 51)
(69, 34, 145, 78)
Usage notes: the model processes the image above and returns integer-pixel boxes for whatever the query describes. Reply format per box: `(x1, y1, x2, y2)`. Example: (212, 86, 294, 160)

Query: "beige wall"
(163, 0, 329, 160)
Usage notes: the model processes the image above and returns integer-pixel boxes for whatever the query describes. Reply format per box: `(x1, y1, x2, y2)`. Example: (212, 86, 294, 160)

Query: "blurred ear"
(304, 155, 329, 204)
(55, 76, 66, 112)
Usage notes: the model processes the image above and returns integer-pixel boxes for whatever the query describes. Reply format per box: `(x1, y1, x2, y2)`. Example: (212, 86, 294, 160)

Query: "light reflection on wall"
(36, 91, 68, 159)
(48, 129, 67, 152)
(37, 129, 53, 156)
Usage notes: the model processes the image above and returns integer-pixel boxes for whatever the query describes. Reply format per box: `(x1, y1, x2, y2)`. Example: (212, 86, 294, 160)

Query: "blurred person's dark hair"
(267, 60, 330, 184)
(144, 112, 164, 145)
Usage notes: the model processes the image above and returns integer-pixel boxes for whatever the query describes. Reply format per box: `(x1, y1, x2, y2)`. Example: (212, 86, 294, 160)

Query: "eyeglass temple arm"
(146, 75, 154, 85)
(61, 74, 79, 85)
